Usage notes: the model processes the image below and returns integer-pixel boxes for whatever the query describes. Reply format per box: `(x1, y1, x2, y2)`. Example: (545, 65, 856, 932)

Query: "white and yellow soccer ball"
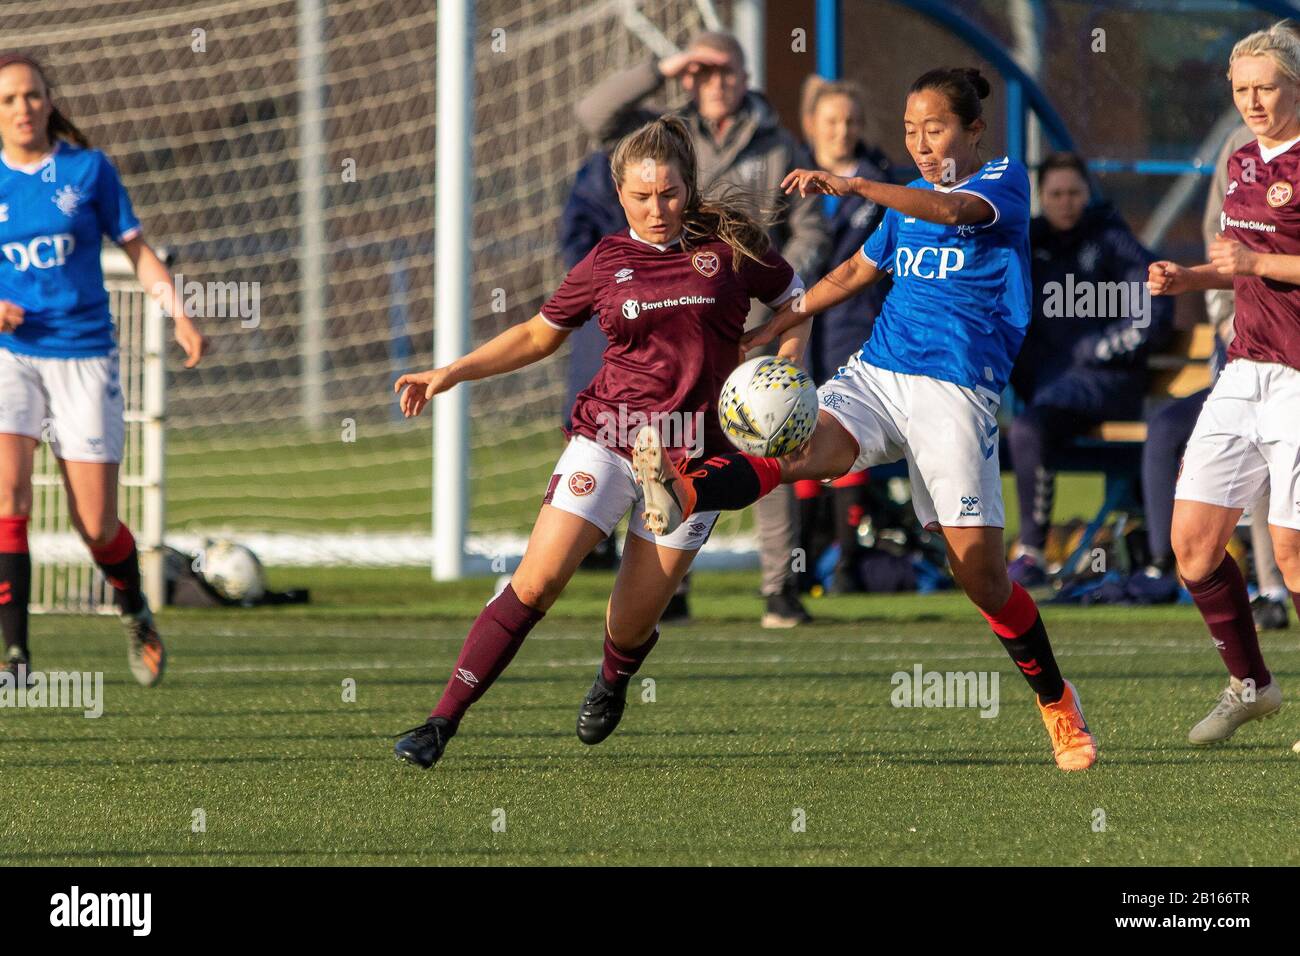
(718, 356, 818, 457)
(200, 540, 267, 604)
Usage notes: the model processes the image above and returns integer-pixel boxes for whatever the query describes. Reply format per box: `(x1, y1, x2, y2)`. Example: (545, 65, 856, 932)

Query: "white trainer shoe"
(1188, 676, 1282, 745)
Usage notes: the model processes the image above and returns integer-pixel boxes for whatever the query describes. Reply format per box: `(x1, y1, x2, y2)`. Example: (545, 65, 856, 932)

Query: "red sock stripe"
(0, 516, 29, 553)
(829, 469, 870, 489)
(792, 479, 822, 500)
(982, 582, 1039, 638)
(90, 523, 135, 565)
(741, 455, 782, 498)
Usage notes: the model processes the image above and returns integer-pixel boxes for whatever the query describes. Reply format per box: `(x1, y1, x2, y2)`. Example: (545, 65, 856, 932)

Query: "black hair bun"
(960, 67, 991, 99)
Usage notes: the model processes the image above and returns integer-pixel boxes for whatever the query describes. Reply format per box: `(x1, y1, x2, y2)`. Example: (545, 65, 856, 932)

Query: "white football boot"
(1188, 676, 1282, 745)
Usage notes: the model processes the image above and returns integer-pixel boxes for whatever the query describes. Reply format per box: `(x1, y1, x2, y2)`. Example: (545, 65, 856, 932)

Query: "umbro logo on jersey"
(1226, 180, 1239, 196)
(615, 268, 634, 283)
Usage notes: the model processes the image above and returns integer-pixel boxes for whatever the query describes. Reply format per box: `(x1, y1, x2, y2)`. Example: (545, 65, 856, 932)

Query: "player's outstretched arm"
(1147, 259, 1233, 295)
(782, 169, 992, 227)
(394, 313, 569, 418)
(122, 235, 209, 368)
(741, 253, 885, 353)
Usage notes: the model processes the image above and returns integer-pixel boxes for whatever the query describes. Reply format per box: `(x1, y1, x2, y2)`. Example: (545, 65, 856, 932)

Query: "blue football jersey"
(0, 142, 141, 358)
(857, 156, 1031, 395)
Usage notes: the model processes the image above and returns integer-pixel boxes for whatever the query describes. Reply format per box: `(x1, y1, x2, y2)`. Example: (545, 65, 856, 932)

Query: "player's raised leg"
(1174, 499, 1282, 743)
(943, 524, 1096, 771)
(395, 504, 607, 769)
(576, 527, 698, 745)
(0, 433, 37, 682)
(61, 459, 164, 687)
(633, 410, 859, 535)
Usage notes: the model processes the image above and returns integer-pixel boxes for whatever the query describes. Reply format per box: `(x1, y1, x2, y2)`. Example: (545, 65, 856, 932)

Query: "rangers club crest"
(52, 184, 83, 217)
(1267, 181, 1293, 208)
(568, 472, 596, 496)
(691, 250, 720, 278)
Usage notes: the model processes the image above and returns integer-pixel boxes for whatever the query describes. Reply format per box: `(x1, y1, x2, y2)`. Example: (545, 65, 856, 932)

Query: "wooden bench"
(1086, 324, 1216, 442)
(1056, 324, 1216, 576)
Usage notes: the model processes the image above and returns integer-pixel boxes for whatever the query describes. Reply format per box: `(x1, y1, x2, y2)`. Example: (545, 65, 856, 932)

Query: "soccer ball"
(718, 356, 818, 457)
(201, 540, 267, 604)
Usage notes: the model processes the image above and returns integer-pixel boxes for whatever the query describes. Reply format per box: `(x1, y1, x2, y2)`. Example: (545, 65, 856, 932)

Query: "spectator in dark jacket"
(793, 80, 896, 593)
(560, 149, 629, 424)
(1007, 152, 1173, 585)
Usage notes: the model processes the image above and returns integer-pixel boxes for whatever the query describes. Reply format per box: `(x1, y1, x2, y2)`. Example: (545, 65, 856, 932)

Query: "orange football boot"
(1037, 679, 1098, 771)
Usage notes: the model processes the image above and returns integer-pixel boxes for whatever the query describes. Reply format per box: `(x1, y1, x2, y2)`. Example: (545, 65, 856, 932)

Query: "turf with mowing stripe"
(1, 567, 1295, 866)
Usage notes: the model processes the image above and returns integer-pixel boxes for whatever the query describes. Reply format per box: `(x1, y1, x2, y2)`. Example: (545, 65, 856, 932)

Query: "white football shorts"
(0, 347, 125, 464)
(816, 355, 1005, 529)
(545, 434, 720, 550)
(1176, 358, 1300, 530)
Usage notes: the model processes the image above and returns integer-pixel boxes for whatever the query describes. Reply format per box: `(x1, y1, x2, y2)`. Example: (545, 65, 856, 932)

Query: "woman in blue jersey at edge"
(0, 54, 208, 686)
(632, 67, 1097, 771)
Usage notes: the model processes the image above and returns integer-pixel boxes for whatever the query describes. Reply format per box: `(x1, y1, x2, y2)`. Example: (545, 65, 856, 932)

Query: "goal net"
(5, 0, 740, 573)
(29, 249, 165, 613)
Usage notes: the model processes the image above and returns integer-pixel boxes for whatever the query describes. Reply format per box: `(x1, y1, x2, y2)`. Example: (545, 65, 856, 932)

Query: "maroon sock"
(689, 453, 782, 512)
(1291, 591, 1300, 622)
(89, 523, 145, 615)
(600, 626, 659, 691)
(0, 516, 31, 656)
(431, 583, 544, 728)
(1184, 553, 1270, 686)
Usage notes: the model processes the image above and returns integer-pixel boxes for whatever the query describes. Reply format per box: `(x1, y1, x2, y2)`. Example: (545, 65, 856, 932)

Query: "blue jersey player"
(632, 68, 1097, 771)
(0, 54, 207, 688)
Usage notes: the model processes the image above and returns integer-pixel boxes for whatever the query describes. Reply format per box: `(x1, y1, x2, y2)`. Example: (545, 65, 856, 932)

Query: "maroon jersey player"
(391, 116, 806, 769)
(1148, 22, 1300, 745)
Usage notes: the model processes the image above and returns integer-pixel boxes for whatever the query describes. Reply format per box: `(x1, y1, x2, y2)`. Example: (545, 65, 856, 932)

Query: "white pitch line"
(187, 627, 1252, 652)
(174, 641, 1287, 676)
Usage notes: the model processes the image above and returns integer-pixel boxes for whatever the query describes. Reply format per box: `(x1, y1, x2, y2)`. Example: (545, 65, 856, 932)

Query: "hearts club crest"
(691, 250, 720, 278)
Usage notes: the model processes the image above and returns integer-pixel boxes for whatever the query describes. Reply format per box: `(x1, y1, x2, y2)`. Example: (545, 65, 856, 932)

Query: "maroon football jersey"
(540, 229, 800, 458)
(1220, 137, 1300, 369)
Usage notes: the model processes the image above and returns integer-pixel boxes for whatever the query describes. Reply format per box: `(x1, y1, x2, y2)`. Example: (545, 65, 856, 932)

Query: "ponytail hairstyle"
(609, 114, 778, 272)
(908, 66, 991, 137)
(0, 52, 91, 149)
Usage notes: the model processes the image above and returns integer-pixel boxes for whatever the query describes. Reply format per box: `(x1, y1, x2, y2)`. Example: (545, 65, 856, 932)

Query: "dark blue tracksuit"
(559, 151, 628, 421)
(804, 142, 895, 383)
(1009, 204, 1174, 550)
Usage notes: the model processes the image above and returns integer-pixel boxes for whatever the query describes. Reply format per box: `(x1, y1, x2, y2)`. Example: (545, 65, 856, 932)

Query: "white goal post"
(28, 247, 166, 614)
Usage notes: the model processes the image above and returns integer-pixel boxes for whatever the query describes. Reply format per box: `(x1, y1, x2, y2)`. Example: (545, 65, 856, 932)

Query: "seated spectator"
(1007, 152, 1173, 585)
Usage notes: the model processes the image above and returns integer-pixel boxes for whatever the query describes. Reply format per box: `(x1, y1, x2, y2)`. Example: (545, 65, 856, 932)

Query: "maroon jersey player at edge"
(1148, 22, 1300, 745)
(390, 116, 806, 769)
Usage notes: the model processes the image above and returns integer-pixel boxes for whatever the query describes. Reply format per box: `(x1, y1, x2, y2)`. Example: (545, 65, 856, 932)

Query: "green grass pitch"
(1, 566, 1296, 866)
